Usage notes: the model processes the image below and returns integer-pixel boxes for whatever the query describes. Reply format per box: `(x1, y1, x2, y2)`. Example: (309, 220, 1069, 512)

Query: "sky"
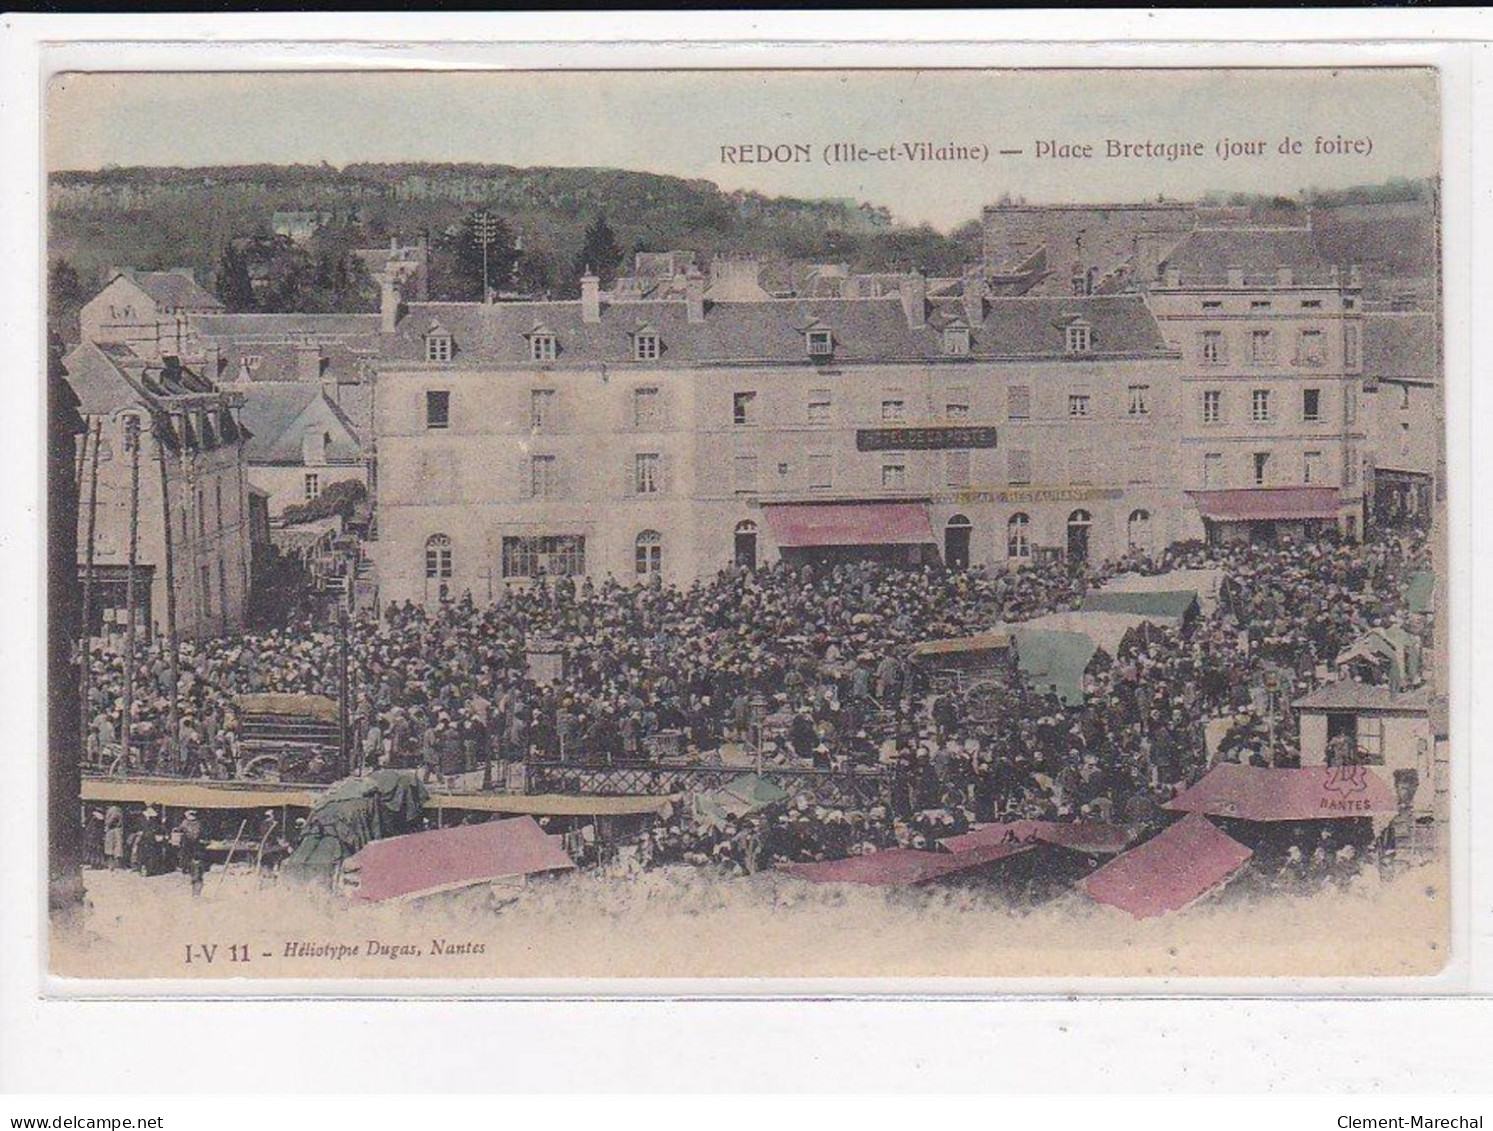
(46, 68, 1440, 231)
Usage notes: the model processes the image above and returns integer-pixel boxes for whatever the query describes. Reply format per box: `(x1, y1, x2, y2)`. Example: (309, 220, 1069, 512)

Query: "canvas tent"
(1080, 589, 1199, 625)
(1335, 626, 1423, 692)
(1404, 570, 1435, 616)
(1101, 567, 1224, 616)
(1009, 627, 1099, 706)
(1081, 813, 1253, 918)
(281, 769, 429, 885)
(778, 841, 1033, 887)
(692, 773, 790, 830)
(940, 819, 1136, 857)
(342, 815, 575, 902)
(1163, 763, 1399, 823)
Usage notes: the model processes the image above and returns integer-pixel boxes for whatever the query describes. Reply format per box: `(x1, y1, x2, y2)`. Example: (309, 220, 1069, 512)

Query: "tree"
(215, 242, 256, 311)
(451, 208, 518, 301)
(572, 212, 624, 289)
(47, 258, 88, 344)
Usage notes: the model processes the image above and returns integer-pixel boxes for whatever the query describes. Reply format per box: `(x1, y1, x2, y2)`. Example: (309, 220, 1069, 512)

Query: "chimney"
(203, 342, 222, 384)
(295, 343, 323, 383)
(1134, 232, 1170, 285)
(379, 274, 402, 333)
(962, 267, 987, 324)
(1227, 267, 1246, 288)
(901, 271, 927, 329)
(1277, 266, 1294, 287)
(580, 271, 601, 324)
(685, 268, 706, 324)
(1348, 263, 1363, 289)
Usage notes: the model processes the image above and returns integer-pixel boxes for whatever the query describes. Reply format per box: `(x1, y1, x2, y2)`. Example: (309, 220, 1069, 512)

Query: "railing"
(525, 762, 894, 809)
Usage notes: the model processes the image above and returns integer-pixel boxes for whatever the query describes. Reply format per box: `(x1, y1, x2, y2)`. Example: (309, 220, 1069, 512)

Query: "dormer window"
(943, 326, 971, 356)
(806, 328, 834, 358)
(1065, 322, 1092, 354)
(633, 329, 661, 362)
(527, 326, 558, 362)
(425, 330, 453, 363)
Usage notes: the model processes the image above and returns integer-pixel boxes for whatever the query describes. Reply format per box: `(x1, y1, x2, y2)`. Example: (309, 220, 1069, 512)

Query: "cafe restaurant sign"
(933, 485, 1125, 505)
(856, 425, 999, 452)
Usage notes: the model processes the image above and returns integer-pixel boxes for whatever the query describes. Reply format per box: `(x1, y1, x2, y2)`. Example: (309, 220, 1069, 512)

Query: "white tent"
(1101, 567, 1225, 617)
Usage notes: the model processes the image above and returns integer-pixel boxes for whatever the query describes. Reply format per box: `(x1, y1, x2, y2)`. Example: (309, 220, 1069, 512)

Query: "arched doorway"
(1127, 508, 1151, 554)
(734, 520, 758, 569)
(635, 530, 662, 578)
(424, 533, 452, 603)
(944, 514, 972, 571)
(1066, 509, 1092, 563)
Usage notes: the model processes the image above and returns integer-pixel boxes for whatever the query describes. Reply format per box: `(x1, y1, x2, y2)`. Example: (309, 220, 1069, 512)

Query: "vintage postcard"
(42, 65, 1451, 984)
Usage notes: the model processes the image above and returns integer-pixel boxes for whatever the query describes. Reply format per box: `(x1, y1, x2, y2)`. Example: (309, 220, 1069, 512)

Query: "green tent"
(1081, 589, 1199, 622)
(691, 773, 790, 830)
(1013, 628, 1099, 706)
(282, 769, 430, 887)
(1405, 571, 1435, 615)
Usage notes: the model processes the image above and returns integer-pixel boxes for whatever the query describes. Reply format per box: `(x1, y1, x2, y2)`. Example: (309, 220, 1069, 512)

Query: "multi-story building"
(64, 341, 253, 640)
(78, 269, 224, 361)
(984, 204, 1372, 543)
(369, 266, 1184, 604)
(1362, 308, 1437, 527)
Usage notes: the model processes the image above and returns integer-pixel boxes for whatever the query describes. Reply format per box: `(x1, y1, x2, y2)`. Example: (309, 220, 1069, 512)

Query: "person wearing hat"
(131, 807, 164, 876)
(174, 810, 208, 896)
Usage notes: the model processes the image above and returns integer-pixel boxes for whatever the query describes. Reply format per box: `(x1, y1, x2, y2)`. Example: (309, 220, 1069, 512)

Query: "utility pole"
(77, 420, 102, 767)
(337, 605, 350, 776)
(154, 414, 181, 771)
(122, 417, 141, 772)
(472, 210, 502, 302)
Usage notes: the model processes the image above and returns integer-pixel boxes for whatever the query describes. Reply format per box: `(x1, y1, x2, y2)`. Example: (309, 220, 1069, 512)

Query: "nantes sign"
(856, 426, 998, 452)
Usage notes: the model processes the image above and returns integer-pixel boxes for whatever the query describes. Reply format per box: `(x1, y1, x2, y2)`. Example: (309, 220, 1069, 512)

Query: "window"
(1301, 299, 1323, 309)
(945, 450, 971, 488)
(1400, 384, 1412, 411)
(530, 388, 555, 432)
(1008, 449, 1032, 485)
(1200, 330, 1225, 365)
(1068, 448, 1093, 486)
(196, 488, 206, 536)
(1007, 513, 1031, 559)
(881, 398, 907, 423)
(201, 565, 212, 620)
(733, 391, 758, 426)
(1202, 389, 1223, 424)
(1068, 394, 1091, 418)
(1202, 300, 1223, 311)
(635, 530, 662, 577)
(808, 452, 833, 490)
(425, 390, 450, 430)
(1344, 324, 1360, 367)
(1253, 452, 1271, 486)
(1344, 444, 1359, 487)
(633, 332, 661, 362)
(1008, 386, 1032, 420)
(501, 535, 585, 579)
(1302, 388, 1322, 422)
(881, 458, 907, 489)
(1298, 328, 1326, 366)
(634, 452, 661, 494)
(1127, 385, 1151, 416)
(806, 329, 834, 358)
(633, 387, 660, 429)
(215, 483, 224, 529)
(1128, 444, 1153, 485)
(1065, 323, 1092, 353)
(807, 390, 832, 425)
(1303, 450, 1323, 485)
(1249, 329, 1275, 365)
(1250, 300, 1272, 311)
(303, 473, 320, 501)
(1345, 387, 1359, 426)
(945, 388, 971, 419)
(529, 333, 557, 362)
(733, 454, 758, 494)
(1203, 452, 1223, 488)
(425, 334, 453, 363)
(1251, 389, 1273, 423)
(1127, 509, 1152, 550)
(425, 534, 453, 580)
(530, 454, 559, 498)
(943, 327, 970, 356)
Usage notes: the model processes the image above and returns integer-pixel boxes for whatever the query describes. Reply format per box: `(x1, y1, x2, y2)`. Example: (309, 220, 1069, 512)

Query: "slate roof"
(378, 293, 1173, 367)
(192, 313, 382, 341)
(64, 341, 216, 415)
(1158, 227, 1330, 280)
(1292, 681, 1431, 713)
(121, 270, 223, 312)
(1363, 312, 1437, 382)
(236, 384, 363, 466)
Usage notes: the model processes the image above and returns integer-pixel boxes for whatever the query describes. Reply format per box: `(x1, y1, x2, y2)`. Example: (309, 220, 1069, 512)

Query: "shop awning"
(343, 816, 575, 902)
(1187, 487, 1341, 522)
(1163, 763, 1399, 822)
(81, 777, 319, 810)
(1081, 814, 1253, 919)
(777, 842, 1031, 887)
(762, 503, 935, 548)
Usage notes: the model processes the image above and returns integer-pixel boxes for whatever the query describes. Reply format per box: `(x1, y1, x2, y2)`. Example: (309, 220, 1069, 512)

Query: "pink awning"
(344, 815, 575, 902)
(778, 841, 1031, 887)
(1187, 487, 1341, 522)
(762, 503, 935, 548)
(1081, 814, 1252, 919)
(1163, 763, 1399, 822)
(941, 819, 1136, 857)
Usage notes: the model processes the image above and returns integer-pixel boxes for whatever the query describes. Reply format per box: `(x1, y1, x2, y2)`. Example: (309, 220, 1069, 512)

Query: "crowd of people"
(79, 524, 1431, 884)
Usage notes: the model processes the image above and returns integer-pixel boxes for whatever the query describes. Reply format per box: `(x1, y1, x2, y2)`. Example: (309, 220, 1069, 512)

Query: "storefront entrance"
(1065, 509, 1091, 563)
(944, 515, 972, 571)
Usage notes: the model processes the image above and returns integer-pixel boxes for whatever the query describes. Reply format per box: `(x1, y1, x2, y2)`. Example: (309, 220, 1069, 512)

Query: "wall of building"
(249, 462, 367, 518)
(1298, 708, 1433, 780)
